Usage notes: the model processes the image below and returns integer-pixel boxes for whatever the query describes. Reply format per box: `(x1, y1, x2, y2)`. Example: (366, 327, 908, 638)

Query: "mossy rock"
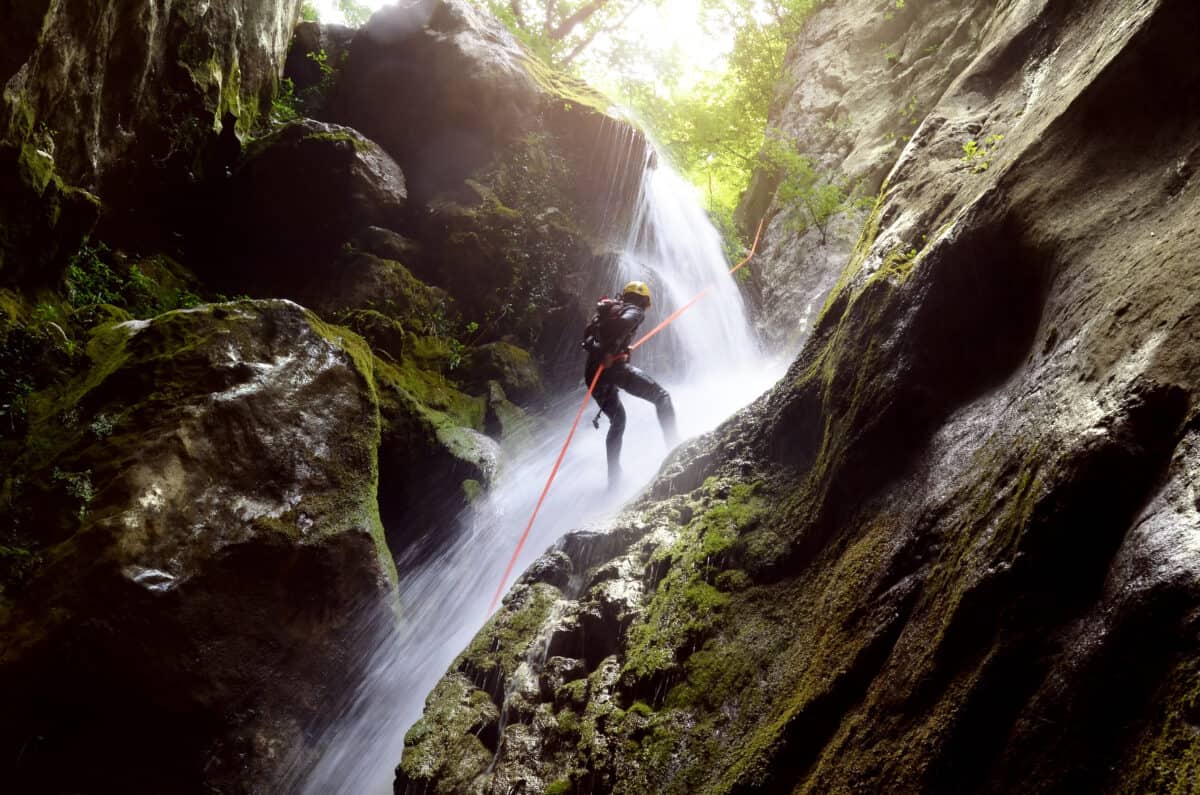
(464, 341, 544, 404)
(0, 143, 100, 286)
(483, 380, 540, 449)
(343, 308, 407, 362)
(205, 119, 407, 293)
(0, 299, 398, 792)
(316, 252, 445, 334)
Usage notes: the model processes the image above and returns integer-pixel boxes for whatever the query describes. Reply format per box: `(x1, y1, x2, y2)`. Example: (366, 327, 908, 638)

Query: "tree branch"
(549, 0, 609, 40)
(560, 0, 645, 63)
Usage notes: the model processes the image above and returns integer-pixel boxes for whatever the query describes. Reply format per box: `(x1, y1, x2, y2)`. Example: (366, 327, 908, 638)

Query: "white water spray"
(289, 153, 788, 794)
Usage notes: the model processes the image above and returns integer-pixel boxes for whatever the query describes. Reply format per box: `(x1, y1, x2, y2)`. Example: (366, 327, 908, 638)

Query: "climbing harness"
(487, 219, 767, 614)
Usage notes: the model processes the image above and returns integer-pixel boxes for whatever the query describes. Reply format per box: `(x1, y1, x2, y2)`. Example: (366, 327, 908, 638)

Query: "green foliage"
(271, 48, 347, 123)
(52, 468, 94, 521)
(65, 242, 205, 319)
(65, 243, 123, 307)
(961, 134, 1005, 173)
(271, 77, 301, 124)
(419, 301, 479, 372)
(762, 136, 867, 245)
(299, 2, 319, 22)
(337, 0, 372, 25)
(478, 0, 831, 251)
(602, 0, 827, 246)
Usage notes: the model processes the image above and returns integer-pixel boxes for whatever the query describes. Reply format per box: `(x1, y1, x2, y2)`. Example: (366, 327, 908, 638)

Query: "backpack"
(581, 297, 623, 353)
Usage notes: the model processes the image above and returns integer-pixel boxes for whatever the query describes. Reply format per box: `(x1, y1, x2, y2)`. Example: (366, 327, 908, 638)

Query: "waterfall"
(287, 151, 788, 794)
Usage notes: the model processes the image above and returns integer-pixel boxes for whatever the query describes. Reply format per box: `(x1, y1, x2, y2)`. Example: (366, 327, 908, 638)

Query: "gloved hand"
(602, 351, 628, 368)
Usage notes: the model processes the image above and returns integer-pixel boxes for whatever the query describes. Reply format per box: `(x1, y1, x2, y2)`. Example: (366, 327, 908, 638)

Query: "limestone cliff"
(0, 0, 650, 788)
(398, 1, 1200, 792)
(741, 0, 996, 350)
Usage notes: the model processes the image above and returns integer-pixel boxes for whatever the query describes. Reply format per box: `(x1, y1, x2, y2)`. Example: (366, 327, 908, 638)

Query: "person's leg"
(612, 364, 678, 447)
(594, 383, 626, 485)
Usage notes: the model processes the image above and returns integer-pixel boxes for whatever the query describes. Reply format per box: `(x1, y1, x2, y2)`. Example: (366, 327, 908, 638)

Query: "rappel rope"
(487, 219, 767, 615)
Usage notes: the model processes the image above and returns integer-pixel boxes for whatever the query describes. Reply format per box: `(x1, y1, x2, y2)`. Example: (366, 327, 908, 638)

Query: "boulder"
(210, 119, 406, 289)
(372, 355, 502, 574)
(0, 300, 397, 790)
(332, 0, 548, 202)
(332, 0, 646, 223)
(297, 252, 443, 332)
(463, 341, 544, 405)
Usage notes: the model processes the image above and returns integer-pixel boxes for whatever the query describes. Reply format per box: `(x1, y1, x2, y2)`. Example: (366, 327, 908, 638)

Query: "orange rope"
(488, 363, 609, 613)
(487, 217, 767, 614)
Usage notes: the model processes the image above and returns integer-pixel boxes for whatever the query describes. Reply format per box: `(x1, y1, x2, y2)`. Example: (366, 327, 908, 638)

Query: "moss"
(462, 479, 483, 503)
(627, 700, 654, 718)
(461, 582, 560, 690)
(622, 481, 765, 692)
(545, 779, 573, 795)
(373, 352, 484, 431)
(303, 129, 369, 150)
(17, 144, 56, 194)
(1119, 659, 1200, 793)
(558, 678, 589, 709)
(556, 707, 582, 736)
(817, 182, 889, 325)
(399, 673, 497, 789)
(518, 53, 614, 117)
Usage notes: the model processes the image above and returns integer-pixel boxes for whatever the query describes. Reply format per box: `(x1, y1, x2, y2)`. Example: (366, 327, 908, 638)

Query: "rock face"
(0, 0, 654, 790)
(0, 301, 397, 790)
(317, 0, 649, 372)
(0, 0, 302, 273)
(330, 0, 645, 213)
(740, 0, 996, 349)
(398, 0, 1200, 792)
(214, 118, 408, 288)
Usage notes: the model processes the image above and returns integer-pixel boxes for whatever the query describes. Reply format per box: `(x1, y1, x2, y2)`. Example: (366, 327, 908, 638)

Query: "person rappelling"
(581, 280, 679, 488)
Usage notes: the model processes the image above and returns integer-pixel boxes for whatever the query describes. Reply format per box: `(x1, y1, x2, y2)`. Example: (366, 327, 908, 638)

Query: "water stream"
(290, 152, 789, 794)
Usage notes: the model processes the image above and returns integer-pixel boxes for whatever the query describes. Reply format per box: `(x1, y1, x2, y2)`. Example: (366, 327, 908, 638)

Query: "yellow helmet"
(622, 280, 652, 307)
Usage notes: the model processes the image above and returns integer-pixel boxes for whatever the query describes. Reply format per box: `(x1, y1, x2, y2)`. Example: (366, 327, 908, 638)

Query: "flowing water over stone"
(291, 154, 789, 794)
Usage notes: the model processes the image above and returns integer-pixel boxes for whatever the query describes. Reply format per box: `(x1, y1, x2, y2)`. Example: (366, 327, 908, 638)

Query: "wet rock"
(354, 225, 422, 263)
(0, 144, 101, 285)
(376, 371, 502, 574)
(738, 0, 999, 350)
(324, 0, 648, 371)
(211, 119, 407, 290)
(0, 299, 397, 790)
(524, 549, 574, 591)
(399, 1, 1200, 792)
(332, 0, 640, 206)
(541, 656, 586, 701)
(483, 380, 539, 448)
(1, 0, 302, 258)
(463, 341, 545, 405)
(296, 251, 444, 330)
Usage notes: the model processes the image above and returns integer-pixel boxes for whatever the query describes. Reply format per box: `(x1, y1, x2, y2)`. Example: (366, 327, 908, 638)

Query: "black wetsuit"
(583, 301, 678, 482)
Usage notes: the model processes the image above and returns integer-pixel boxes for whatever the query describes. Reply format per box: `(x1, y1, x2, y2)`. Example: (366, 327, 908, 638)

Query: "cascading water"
(288, 149, 789, 794)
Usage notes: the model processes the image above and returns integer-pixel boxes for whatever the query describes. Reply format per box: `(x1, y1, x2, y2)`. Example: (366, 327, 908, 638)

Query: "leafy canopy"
(579, 0, 831, 245)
